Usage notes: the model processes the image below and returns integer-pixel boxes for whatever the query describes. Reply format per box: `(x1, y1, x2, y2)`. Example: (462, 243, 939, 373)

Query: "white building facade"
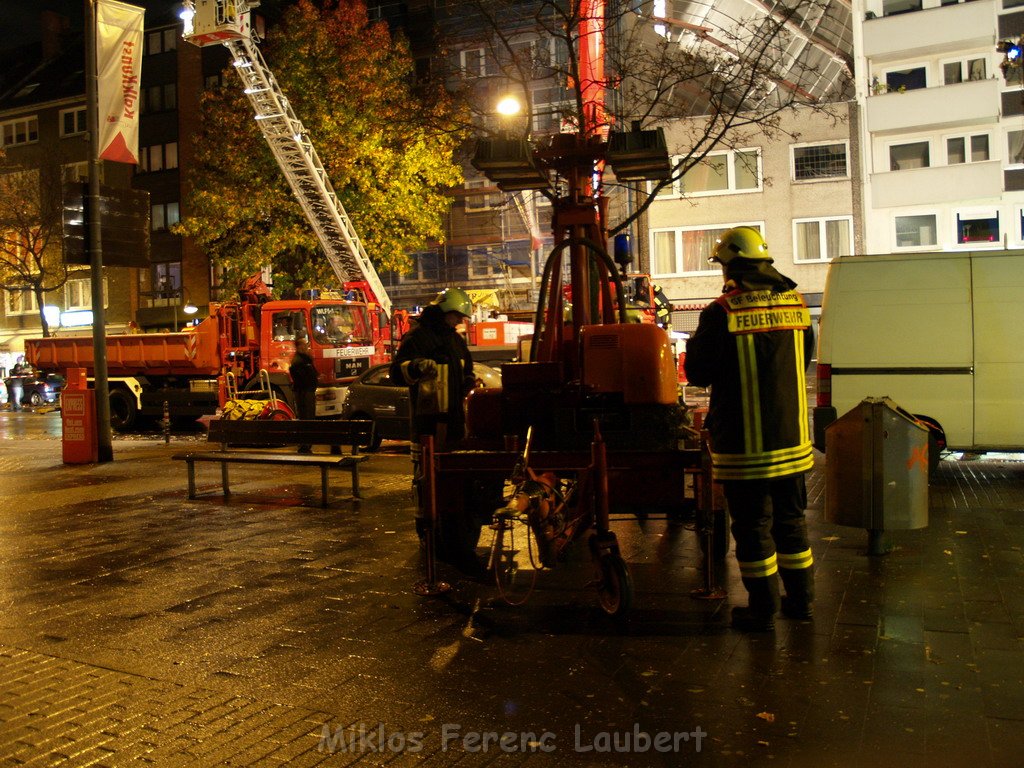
(857, 0, 1024, 253)
(645, 104, 860, 330)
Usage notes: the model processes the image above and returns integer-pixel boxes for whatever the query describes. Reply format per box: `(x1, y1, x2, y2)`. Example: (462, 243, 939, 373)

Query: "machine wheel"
(28, 392, 44, 407)
(596, 554, 634, 618)
(108, 388, 138, 432)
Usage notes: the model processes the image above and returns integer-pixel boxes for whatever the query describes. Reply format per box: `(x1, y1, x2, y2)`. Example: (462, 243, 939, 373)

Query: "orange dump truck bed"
(26, 319, 224, 377)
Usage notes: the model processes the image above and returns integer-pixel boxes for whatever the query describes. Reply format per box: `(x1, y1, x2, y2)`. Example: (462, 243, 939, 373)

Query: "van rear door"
(971, 253, 1024, 447)
(826, 253, 974, 447)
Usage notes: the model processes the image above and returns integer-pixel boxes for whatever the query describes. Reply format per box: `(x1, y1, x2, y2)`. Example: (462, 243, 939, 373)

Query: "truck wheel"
(109, 389, 138, 432)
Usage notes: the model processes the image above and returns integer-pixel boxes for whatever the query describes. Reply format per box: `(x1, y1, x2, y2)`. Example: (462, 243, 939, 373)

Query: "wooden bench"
(172, 419, 374, 506)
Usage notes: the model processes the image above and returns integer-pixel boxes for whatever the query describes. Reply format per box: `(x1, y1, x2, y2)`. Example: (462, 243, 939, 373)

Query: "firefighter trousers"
(723, 474, 814, 616)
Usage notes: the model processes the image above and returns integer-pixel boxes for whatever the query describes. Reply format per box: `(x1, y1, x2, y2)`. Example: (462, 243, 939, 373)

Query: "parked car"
(9, 372, 65, 407)
(340, 362, 502, 450)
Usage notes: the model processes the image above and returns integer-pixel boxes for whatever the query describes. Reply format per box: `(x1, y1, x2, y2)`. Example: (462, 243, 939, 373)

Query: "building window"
(64, 277, 108, 310)
(151, 262, 182, 297)
(942, 58, 986, 84)
(895, 214, 937, 248)
(204, 74, 222, 89)
(62, 162, 104, 183)
(59, 107, 87, 137)
(5, 287, 39, 316)
(464, 179, 498, 211)
(1, 116, 39, 147)
(793, 217, 852, 262)
(651, 224, 762, 276)
(946, 134, 989, 164)
(1008, 131, 1024, 165)
(468, 247, 502, 278)
(882, 0, 922, 14)
(531, 85, 572, 134)
(890, 141, 930, 171)
(146, 27, 178, 55)
(397, 252, 437, 284)
(138, 142, 179, 173)
(885, 66, 926, 92)
(680, 149, 761, 196)
(956, 211, 999, 244)
(143, 83, 177, 114)
(458, 48, 487, 78)
(792, 142, 848, 181)
(151, 202, 180, 231)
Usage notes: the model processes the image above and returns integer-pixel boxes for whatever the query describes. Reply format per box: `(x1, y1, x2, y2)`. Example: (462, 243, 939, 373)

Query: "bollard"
(162, 400, 171, 444)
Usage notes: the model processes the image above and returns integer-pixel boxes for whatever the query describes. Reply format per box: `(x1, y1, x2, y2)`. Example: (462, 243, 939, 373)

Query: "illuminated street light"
(496, 96, 522, 117)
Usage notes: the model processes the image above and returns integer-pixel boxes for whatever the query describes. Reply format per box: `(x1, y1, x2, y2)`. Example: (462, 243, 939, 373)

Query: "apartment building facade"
(0, 16, 136, 369)
(857, 0, 1024, 253)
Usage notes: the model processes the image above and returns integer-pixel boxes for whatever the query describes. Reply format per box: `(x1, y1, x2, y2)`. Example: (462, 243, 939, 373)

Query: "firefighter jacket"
(389, 305, 475, 444)
(684, 287, 815, 481)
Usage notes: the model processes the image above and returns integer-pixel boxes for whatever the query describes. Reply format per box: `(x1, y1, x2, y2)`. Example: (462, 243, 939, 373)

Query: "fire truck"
(26, 275, 390, 430)
(28, 0, 398, 429)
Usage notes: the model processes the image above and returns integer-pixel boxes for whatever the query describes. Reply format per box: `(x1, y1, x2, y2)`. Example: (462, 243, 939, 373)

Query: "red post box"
(62, 368, 98, 464)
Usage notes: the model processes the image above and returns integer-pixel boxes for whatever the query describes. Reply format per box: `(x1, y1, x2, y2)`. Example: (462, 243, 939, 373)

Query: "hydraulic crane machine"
(419, 0, 723, 614)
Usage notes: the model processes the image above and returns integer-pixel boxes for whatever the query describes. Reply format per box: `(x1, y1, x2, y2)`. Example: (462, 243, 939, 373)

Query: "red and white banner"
(96, 0, 145, 164)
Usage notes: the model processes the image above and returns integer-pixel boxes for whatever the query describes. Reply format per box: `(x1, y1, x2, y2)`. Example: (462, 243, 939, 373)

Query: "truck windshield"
(311, 305, 370, 345)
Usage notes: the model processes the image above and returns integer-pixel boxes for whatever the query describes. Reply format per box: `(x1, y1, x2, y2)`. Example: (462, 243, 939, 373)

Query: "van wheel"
(109, 389, 138, 432)
(913, 415, 946, 476)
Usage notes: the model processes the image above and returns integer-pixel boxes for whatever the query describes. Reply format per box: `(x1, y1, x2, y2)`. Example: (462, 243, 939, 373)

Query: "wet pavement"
(1, 409, 1023, 767)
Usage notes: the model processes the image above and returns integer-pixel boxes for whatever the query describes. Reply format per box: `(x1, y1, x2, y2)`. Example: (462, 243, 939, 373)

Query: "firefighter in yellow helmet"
(391, 288, 487, 575)
(684, 227, 816, 631)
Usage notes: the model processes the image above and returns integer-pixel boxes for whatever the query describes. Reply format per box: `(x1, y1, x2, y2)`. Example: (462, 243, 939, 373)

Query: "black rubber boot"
(779, 566, 815, 620)
(732, 575, 779, 632)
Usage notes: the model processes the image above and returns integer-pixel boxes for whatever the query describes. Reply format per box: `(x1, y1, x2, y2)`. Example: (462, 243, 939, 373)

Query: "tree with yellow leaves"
(177, 0, 469, 297)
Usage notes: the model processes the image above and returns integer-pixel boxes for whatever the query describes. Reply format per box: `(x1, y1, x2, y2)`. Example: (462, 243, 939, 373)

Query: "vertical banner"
(96, 0, 145, 164)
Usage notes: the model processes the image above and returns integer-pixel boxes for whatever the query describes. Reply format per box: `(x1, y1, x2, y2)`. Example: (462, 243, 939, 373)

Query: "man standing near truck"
(289, 335, 319, 454)
(684, 227, 816, 632)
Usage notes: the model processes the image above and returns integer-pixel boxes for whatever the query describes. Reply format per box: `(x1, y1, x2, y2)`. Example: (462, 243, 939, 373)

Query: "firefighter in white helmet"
(391, 287, 486, 575)
(684, 226, 816, 631)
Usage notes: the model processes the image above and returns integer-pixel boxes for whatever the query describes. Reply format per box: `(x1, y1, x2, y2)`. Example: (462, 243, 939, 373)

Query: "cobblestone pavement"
(1, 411, 1023, 767)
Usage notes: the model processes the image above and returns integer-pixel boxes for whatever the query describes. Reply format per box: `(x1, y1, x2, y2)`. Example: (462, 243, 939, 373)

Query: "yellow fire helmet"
(710, 226, 772, 265)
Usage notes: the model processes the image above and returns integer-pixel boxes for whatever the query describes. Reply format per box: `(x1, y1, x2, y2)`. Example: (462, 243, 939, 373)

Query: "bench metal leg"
(321, 466, 330, 507)
(351, 465, 361, 499)
(221, 462, 230, 497)
(186, 461, 197, 499)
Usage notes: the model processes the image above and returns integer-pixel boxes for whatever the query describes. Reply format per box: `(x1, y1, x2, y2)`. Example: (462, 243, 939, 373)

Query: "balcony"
(867, 77, 999, 135)
(870, 160, 1002, 208)
(863, 0, 996, 63)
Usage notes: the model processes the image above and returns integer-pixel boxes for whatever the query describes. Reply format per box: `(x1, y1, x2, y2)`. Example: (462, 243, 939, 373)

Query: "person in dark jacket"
(289, 334, 319, 454)
(684, 227, 816, 632)
(391, 288, 483, 573)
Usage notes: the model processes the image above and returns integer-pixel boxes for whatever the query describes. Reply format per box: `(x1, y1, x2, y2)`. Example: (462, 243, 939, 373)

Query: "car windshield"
(311, 305, 371, 345)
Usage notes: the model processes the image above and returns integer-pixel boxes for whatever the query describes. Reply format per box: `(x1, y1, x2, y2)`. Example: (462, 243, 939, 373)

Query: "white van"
(813, 249, 1024, 454)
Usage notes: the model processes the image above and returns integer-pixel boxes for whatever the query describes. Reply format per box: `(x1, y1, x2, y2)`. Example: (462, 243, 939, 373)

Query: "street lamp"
(496, 95, 521, 118)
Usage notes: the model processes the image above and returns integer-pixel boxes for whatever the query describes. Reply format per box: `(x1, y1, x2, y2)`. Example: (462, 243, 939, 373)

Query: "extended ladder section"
(181, 0, 390, 319)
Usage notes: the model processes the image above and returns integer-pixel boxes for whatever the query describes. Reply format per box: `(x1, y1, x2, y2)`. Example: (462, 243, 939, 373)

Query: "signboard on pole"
(62, 182, 150, 267)
(96, 0, 145, 165)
